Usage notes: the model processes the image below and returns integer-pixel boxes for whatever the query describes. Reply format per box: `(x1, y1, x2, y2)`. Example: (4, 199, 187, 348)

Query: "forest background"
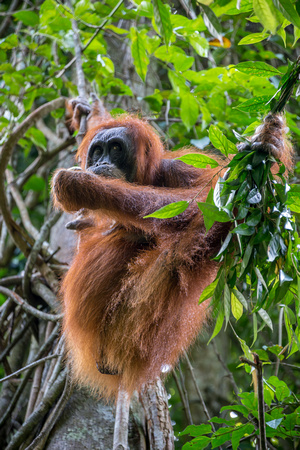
(0, 0, 300, 449)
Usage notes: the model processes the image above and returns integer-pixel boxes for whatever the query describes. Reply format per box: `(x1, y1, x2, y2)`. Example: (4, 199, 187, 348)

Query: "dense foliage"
(0, 0, 300, 449)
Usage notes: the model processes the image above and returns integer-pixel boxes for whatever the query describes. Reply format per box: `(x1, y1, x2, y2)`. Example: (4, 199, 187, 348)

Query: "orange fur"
(52, 110, 293, 399)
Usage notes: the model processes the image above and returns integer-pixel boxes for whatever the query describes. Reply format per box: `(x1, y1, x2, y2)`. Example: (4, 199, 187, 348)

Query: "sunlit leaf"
(152, 0, 172, 45)
(209, 125, 237, 156)
(144, 201, 189, 219)
(235, 61, 281, 77)
(253, 0, 279, 34)
(238, 32, 267, 45)
(180, 93, 199, 131)
(176, 153, 219, 169)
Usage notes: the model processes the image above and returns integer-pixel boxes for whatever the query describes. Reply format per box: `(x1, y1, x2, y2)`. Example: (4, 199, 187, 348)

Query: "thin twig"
(0, 316, 34, 363)
(0, 323, 60, 429)
(0, 354, 60, 383)
(22, 210, 61, 300)
(0, 97, 66, 254)
(211, 340, 240, 398)
(172, 369, 193, 425)
(25, 373, 73, 450)
(184, 351, 215, 432)
(5, 369, 67, 450)
(0, 287, 62, 322)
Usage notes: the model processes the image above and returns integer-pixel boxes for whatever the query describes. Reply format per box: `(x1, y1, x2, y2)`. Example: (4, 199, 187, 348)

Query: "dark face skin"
(86, 127, 136, 182)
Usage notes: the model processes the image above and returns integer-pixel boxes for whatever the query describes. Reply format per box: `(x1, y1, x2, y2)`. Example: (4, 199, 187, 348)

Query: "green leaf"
(287, 184, 300, 212)
(231, 292, 243, 320)
(224, 283, 231, 325)
(247, 188, 262, 204)
(272, 0, 300, 29)
(25, 127, 47, 150)
(197, 203, 230, 231)
(235, 61, 281, 77)
(13, 11, 39, 27)
(130, 28, 149, 82)
(180, 424, 212, 437)
(233, 289, 248, 310)
(209, 125, 237, 156)
(176, 153, 219, 169)
(238, 32, 267, 45)
(0, 34, 18, 50)
(152, 0, 172, 45)
(258, 308, 273, 330)
(253, 0, 279, 34)
(235, 95, 272, 112)
(232, 424, 255, 450)
(180, 93, 199, 131)
(173, 54, 194, 72)
(23, 175, 46, 192)
(182, 436, 211, 450)
(187, 34, 209, 57)
(208, 306, 224, 343)
(232, 223, 255, 236)
(198, 3, 222, 41)
(199, 279, 218, 304)
(144, 201, 189, 219)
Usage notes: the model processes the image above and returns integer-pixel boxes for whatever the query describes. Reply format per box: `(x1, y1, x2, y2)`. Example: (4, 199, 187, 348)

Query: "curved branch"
(0, 97, 66, 254)
(0, 287, 62, 322)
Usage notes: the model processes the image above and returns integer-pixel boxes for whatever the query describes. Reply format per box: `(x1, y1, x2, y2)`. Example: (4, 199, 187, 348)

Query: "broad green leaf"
(182, 436, 211, 450)
(176, 153, 219, 169)
(238, 32, 267, 45)
(224, 283, 231, 325)
(253, 0, 279, 34)
(198, 3, 222, 41)
(25, 127, 47, 151)
(258, 308, 273, 330)
(240, 242, 253, 275)
(197, 203, 230, 231)
(152, 0, 172, 45)
(130, 28, 149, 82)
(254, 267, 268, 290)
(180, 93, 199, 131)
(105, 25, 128, 35)
(233, 289, 248, 310)
(23, 175, 46, 192)
(173, 54, 194, 72)
(231, 292, 243, 320)
(272, 0, 300, 29)
(13, 11, 39, 27)
(208, 306, 224, 343)
(231, 424, 255, 450)
(246, 210, 262, 226)
(144, 201, 189, 219)
(293, 26, 300, 46)
(235, 61, 281, 77)
(199, 279, 218, 304)
(235, 95, 272, 112)
(215, 232, 232, 257)
(209, 125, 237, 156)
(247, 188, 262, 204)
(232, 223, 255, 236)
(287, 184, 300, 212)
(187, 34, 209, 57)
(168, 70, 188, 93)
(0, 34, 18, 50)
(180, 424, 212, 437)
